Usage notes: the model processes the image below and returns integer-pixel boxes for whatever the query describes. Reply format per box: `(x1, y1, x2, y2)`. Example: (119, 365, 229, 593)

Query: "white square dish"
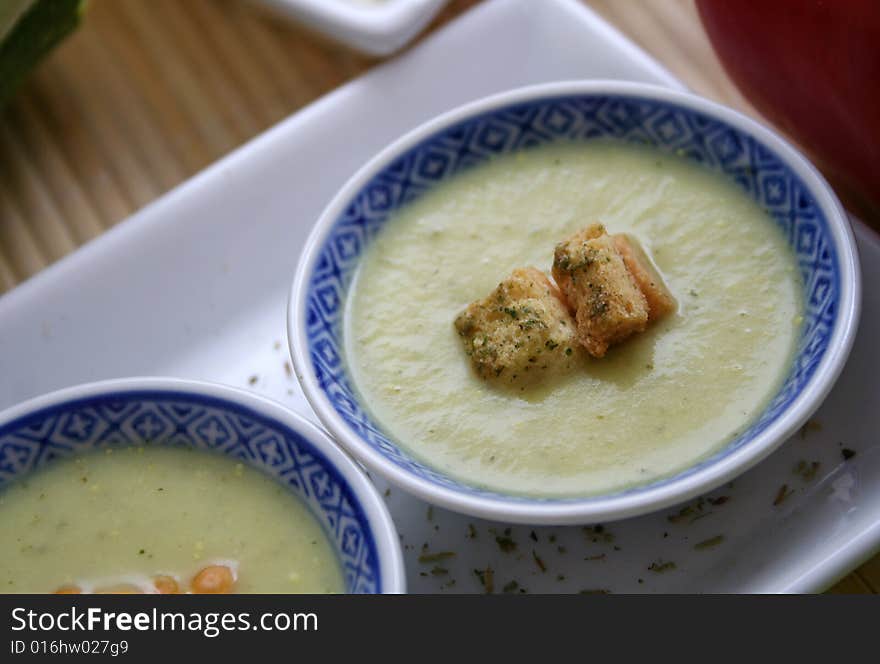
(0, 0, 877, 592)
(256, 0, 448, 55)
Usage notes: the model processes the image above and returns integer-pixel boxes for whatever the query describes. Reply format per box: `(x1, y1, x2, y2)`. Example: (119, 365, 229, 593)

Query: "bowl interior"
(302, 92, 841, 505)
(0, 390, 383, 593)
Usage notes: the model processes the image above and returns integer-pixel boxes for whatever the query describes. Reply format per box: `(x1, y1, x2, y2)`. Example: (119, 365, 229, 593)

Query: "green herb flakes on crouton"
(552, 224, 649, 358)
(454, 267, 581, 385)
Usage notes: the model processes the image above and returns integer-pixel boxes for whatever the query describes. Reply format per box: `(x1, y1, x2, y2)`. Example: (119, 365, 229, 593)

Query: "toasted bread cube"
(454, 267, 580, 385)
(613, 234, 676, 322)
(552, 224, 648, 358)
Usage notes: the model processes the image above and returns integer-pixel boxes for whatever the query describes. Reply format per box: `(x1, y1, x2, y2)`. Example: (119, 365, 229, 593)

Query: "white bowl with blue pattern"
(0, 378, 406, 593)
(288, 81, 861, 525)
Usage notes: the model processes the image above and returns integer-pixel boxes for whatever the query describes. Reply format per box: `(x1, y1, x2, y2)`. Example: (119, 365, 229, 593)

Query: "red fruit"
(696, 0, 880, 222)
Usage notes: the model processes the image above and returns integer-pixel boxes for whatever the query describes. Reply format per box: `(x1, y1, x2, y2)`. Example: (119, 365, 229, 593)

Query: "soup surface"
(346, 141, 803, 497)
(0, 446, 344, 593)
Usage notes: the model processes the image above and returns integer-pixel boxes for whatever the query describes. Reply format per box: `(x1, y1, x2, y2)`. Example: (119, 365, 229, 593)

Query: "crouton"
(552, 224, 648, 358)
(454, 267, 581, 385)
(613, 234, 676, 322)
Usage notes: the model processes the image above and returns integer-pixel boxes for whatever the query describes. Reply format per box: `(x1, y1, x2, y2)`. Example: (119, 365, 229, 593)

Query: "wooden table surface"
(0, 0, 876, 593)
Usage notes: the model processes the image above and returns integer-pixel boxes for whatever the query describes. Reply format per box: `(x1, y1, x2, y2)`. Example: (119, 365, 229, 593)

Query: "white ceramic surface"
(257, 0, 448, 55)
(0, 0, 877, 592)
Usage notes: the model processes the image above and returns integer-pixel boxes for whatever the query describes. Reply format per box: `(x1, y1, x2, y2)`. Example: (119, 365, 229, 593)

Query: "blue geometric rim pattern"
(305, 93, 840, 503)
(0, 391, 381, 593)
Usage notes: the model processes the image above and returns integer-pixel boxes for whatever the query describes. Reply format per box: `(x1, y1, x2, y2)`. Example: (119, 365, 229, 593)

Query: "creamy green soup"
(346, 141, 802, 497)
(0, 446, 344, 593)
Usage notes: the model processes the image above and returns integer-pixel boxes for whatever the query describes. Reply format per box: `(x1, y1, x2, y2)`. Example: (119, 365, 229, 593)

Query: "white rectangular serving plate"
(256, 0, 448, 56)
(2, 0, 878, 593)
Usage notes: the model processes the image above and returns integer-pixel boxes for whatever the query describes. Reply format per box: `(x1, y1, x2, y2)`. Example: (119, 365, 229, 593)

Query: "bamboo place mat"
(0, 0, 877, 593)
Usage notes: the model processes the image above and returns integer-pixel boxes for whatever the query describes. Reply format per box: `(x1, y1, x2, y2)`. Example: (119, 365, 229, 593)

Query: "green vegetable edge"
(0, 0, 87, 108)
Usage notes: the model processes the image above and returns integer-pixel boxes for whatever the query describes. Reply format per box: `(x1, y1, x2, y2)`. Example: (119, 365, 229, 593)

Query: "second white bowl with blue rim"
(0, 378, 405, 593)
(288, 80, 861, 525)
